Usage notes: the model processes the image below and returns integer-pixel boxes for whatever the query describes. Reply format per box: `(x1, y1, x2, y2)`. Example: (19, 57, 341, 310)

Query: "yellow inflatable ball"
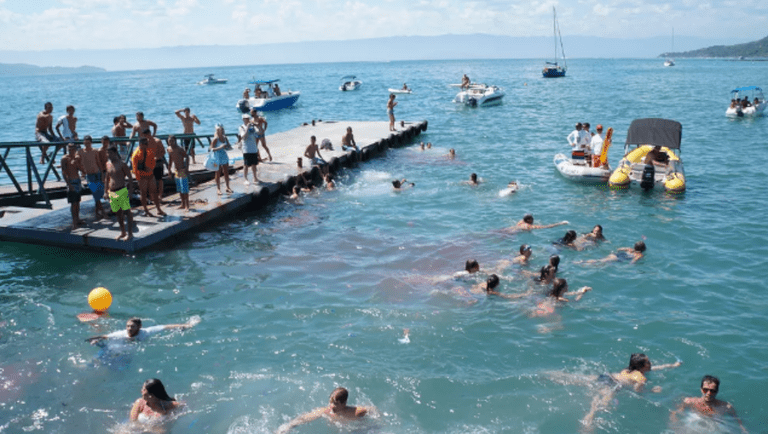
(88, 287, 112, 312)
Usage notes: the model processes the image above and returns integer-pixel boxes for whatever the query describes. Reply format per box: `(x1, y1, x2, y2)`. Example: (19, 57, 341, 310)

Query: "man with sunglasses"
(670, 375, 747, 432)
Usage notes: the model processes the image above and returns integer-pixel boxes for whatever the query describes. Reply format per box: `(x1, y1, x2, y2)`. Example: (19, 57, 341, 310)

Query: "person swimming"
(130, 378, 183, 423)
(557, 230, 578, 248)
(579, 241, 646, 265)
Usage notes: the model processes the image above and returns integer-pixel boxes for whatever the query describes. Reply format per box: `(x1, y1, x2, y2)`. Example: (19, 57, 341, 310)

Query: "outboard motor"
(640, 164, 655, 191)
(468, 97, 478, 107)
(237, 99, 250, 114)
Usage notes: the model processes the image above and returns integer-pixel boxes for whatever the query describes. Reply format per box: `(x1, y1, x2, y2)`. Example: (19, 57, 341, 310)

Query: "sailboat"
(542, 6, 567, 78)
(664, 28, 675, 67)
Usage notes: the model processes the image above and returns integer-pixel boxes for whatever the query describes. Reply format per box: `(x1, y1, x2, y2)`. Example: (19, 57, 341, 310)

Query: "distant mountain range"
(0, 34, 756, 72)
(0, 63, 105, 76)
(661, 35, 768, 58)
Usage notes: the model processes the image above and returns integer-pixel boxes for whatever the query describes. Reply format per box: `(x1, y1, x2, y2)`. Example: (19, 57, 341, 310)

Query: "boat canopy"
(248, 79, 280, 85)
(625, 118, 682, 149)
(341, 75, 357, 81)
(731, 86, 762, 93)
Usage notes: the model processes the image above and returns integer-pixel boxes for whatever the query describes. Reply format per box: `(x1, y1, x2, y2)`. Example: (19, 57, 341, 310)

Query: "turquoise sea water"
(1, 59, 767, 433)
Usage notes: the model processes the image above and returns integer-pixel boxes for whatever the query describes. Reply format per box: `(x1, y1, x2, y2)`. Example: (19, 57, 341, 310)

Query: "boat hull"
(542, 67, 566, 78)
(453, 85, 504, 107)
(726, 103, 766, 117)
(237, 92, 301, 112)
(340, 81, 362, 91)
(554, 154, 610, 183)
(388, 89, 412, 94)
(608, 145, 685, 193)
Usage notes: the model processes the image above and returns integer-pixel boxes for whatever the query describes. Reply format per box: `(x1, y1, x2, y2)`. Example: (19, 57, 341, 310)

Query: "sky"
(0, 0, 765, 52)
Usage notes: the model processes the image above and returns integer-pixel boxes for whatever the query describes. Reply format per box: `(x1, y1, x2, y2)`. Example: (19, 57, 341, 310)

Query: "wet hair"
(83, 135, 92, 142)
(485, 274, 500, 292)
(549, 278, 568, 298)
(292, 185, 301, 195)
(101, 135, 110, 142)
(465, 259, 479, 272)
(628, 353, 650, 372)
(470, 173, 477, 182)
(700, 375, 719, 391)
(593, 225, 604, 238)
(537, 265, 554, 282)
(329, 387, 348, 405)
(392, 180, 402, 188)
(561, 230, 577, 245)
(113, 116, 120, 124)
(634, 241, 646, 252)
(519, 244, 531, 254)
(549, 255, 560, 271)
(143, 378, 176, 402)
(523, 214, 534, 224)
(128, 317, 142, 328)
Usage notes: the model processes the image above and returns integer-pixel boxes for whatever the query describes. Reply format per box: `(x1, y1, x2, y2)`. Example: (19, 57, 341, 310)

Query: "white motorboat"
(198, 74, 228, 85)
(236, 79, 300, 112)
(389, 88, 412, 94)
(340, 75, 362, 91)
(554, 128, 613, 183)
(453, 84, 504, 107)
(726, 86, 767, 117)
(663, 59, 675, 67)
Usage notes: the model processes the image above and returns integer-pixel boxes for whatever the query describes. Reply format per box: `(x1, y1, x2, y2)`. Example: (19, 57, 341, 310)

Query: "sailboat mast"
(553, 7, 558, 63)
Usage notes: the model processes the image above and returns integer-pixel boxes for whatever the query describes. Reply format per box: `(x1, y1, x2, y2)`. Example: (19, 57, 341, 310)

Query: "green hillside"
(0, 63, 105, 76)
(661, 35, 768, 58)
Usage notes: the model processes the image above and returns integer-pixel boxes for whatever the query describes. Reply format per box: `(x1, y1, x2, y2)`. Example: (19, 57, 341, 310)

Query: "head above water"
(486, 274, 500, 292)
(523, 214, 534, 224)
(520, 244, 532, 255)
(329, 387, 349, 407)
(562, 230, 577, 245)
(549, 254, 560, 271)
(634, 241, 646, 252)
(465, 259, 480, 273)
(126, 317, 142, 337)
(549, 278, 568, 298)
(143, 378, 175, 402)
(470, 173, 477, 182)
(700, 375, 720, 392)
(628, 353, 650, 372)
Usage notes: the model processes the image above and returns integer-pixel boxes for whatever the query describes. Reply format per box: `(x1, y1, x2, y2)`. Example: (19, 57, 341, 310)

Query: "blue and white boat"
(197, 74, 228, 85)
(453, 84, 504, 107)
(542, 7, 567, 78)
(339, 75, 362, 91)
(236, 79, 300, 113)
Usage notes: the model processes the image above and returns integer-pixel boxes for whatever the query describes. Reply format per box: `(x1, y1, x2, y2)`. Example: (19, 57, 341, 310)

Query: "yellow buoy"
(88, 287, 112, 312)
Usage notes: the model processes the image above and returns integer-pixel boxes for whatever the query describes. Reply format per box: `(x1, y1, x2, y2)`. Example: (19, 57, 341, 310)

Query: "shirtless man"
(56, 105, 78, 143)
(112, 114, 133, 156)
(79, 135, 106, 220)
(166, 135, 190, 211)
(142, 129, 168, 204)
(129, 111, 158, 139)
(175, 108, 200, 163)
(579, 241, 645, 265)
(506, 214, 568, 233)
(61, 143, 85, 230)
(303, 136, 326, 166)
(461, 74, 471, 89)
(670, 375, 747, 433)
(35, 102, 59, 164)
(249, 109, 273, 161)
(276, 387, 372, 434)
(104, 147, 135, 240)
(341, 126, 358, 151)
(131, 137, 165, 217)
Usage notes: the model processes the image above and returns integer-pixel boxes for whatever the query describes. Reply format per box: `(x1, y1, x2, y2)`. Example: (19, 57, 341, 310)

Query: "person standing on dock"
(35, 102, 59, 164)
(61, 143, 85, 230)
(387, 94, 398, 131)
(142, 129, 168, 205)
(238, 114, 262, 185)
(210, 124, 233, 195)
(79, 135, 106, 220)
(166, 135, 190, 211)
(129, 111, 158, 140)
(104, 147, 135, 240)
(175, 108, 200, 164)
(249, 109, 273, 161)
(131, 137, 165, 217)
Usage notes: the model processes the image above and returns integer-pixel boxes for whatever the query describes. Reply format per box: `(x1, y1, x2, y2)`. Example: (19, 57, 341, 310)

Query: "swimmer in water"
(574, 225, 605, 250)
(86, 317, 196, 345)
(464, 173, 480, 186)
(513, 244, 532, 265)
(392, 179, 414, 190)
(556, 230, 578, 248)
(670, 375, 747, 433)
(130, 378, 183, 422)
(447, 148, 456, 159)
(504, 214, 568, 233)
(547, 353, 682, 432)
(579, 241, 645, 265)
(277, 387, 373, 434)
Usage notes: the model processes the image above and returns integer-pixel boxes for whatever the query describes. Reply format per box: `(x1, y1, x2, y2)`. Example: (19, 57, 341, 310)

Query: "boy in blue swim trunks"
(166, 135, 190, 211)
(61, 143, 85, 230)
(80, 135, 106, 220)
(104, 147, 134, 240)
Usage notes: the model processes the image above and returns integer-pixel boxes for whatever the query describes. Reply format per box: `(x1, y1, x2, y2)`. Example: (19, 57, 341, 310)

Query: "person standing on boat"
(175, 108, 200, 164)
(590, 125, 604, 167)
(567, 123, 582, 148)
(387, 94, 397, 131)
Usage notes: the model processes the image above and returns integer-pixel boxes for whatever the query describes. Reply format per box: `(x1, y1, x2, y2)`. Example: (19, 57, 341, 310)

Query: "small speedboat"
(339, 75, 362, 91)
(663, 58, 675, 67)
(609, 118, 685, 193)
(554, 128, 613, 183)
(725, 86, 767, 117)
(198, 74, 228, 85)
(453, 84, 504, 107)
(236, 79, 300, 113)
(389, 85, 412, 94)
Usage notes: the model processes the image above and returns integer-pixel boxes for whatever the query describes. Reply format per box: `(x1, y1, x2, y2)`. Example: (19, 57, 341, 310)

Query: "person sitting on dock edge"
(36, 102, 59, 164)
(61, 143, 85, 230)
(341, 126, 358, 151)
(167, 135, 190, 211)
(104, 146, 135, 240)
(56, 105, 78, 142)
(304, 136, 326, 166)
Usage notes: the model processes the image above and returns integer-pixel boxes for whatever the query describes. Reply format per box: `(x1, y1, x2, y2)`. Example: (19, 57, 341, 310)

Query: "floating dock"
(0, 120, 427, 253)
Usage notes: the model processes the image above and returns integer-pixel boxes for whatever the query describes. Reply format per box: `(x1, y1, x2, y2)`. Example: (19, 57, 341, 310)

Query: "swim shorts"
(35, 131, 60, 143)
(86, 173, 104, 202)
(153, 164, 164, 181)
(67, 180, 82, 203)
(311, 157, 327, 166)
(109, 187, 131, 212)
(175, 176, 189, 194)
(243, 152, 260, 166)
